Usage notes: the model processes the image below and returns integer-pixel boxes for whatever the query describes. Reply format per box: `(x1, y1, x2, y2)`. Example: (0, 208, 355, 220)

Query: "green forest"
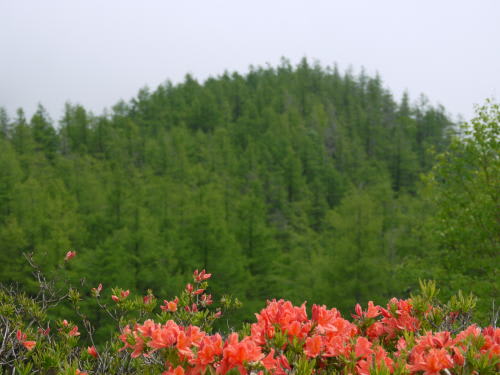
(0, 59, 498, 338)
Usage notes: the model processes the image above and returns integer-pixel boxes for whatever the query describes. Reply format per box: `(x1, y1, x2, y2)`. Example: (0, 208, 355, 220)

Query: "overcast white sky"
(1, 0, 499, 123)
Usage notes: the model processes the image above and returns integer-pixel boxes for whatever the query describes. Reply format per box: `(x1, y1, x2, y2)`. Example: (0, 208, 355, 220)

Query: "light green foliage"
(411, 280, 477, 332)
(422, 100, 499, 322)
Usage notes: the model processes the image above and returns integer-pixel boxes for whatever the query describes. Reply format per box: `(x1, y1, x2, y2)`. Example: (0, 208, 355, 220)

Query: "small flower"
(305, 335, 323, 357)
(91, 283, 103, 297)
(143, 295, 153, 304)
(111, 295, 119, 302)
(193, 269, 212, 282)
(355, 337, 373, 359)
(76, 370, 88, 375)
(87, 345, 98, 358)
(161, 298, 179, 312)
(64, 251, 76, 261)
(121, 290, 130, 298)
(62, 319, 69, 327)
(354, 303, 363, 319)
(201, 294, 213, 306)
(69, 325, 80, 337)
(22, 341, 36, 351)
(16, 330, 27, 341)
(38, 326, 50, 336)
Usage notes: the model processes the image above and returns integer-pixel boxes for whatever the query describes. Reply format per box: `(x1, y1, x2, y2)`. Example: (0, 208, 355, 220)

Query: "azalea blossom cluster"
(119, 298, 499, 375)
(14, 319, 81, 354)
(7, 257, 498, 375)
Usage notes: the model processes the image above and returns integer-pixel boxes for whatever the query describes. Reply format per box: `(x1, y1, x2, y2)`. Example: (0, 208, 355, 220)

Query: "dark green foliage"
(1, 60, 494, 335)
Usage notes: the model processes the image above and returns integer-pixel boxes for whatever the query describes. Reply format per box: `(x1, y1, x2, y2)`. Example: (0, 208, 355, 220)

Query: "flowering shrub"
(0, 253, 498, 374)
(119, 297, 499, 375)
(0, 253, 239, 374)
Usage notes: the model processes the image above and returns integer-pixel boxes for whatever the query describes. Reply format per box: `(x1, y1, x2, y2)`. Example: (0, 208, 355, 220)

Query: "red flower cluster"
(17, 330, 36, 351)
(352, 298, 420, 342)
(112, 289, 130, 302)
(403, 326, 500, 375)
(119, 319, 222, 364)
(58, 319, 80, 338)
(119, 297, 500, 375)
(193, 269, 211, 282)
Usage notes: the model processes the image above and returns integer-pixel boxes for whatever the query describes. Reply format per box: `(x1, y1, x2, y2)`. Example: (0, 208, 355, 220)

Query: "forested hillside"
(0, 59, 496, 333)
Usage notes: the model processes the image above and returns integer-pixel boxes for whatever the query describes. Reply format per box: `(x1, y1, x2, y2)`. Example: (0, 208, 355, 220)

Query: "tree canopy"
(0, 60, 496, 332)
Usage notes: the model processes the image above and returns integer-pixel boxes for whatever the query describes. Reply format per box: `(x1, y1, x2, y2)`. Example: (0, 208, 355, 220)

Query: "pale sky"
(1, 0, 499, 123)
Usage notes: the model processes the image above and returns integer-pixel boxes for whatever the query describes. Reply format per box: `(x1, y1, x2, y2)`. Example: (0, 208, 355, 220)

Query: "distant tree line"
(0, 59, 496, 339)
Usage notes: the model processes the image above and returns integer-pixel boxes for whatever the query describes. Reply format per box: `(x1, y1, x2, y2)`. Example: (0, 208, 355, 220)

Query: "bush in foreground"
(0, 253, 498, 374)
